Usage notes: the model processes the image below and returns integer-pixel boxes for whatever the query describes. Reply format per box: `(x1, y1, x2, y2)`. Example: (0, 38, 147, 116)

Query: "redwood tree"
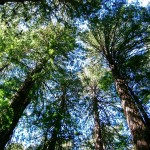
(0, 23, 76, 149)
(80, 2, 150, 149)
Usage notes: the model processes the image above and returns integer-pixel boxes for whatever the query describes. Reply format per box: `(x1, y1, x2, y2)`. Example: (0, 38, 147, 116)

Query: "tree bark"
(110, 63, 150, 150)
(128, 86, 150, 126)
(0, 61, 46, 149)
(46, 88, 66, 150)
(46, 127, 60, 150)
(93, 96, 104, 150)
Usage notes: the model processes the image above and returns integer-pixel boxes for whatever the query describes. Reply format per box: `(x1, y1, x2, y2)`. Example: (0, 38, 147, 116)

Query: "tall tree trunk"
(0, 61, 46, 149)
(93, 96, 104, 150)
(47, 89, 66, 150)
(47, 127, 60, 150)
(128, 86, 150, 126)
(46, 113, 62, 150)
(110, 63, 150, 150)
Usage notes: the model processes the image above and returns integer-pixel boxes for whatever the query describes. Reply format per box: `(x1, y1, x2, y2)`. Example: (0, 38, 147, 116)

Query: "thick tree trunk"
(93, 96, 104, 150)
(110, 64, 150, 150)
(0, 61, 46, 149)
(128, 86, 150, 126)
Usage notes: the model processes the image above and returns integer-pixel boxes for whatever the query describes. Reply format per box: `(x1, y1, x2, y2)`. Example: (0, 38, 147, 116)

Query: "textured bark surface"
(128, 86, 150, 126)
(0, 61, 46, 149)
(93, 97, 104, 150)
(111, 64, 150, 150)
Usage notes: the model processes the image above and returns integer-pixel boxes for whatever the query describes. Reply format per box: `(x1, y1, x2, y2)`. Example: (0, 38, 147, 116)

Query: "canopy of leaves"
(0, 0, 149, 149)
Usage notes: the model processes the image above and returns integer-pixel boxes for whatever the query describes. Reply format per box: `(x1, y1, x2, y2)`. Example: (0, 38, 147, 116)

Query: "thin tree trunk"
(93, 96, 104, 150)
(46, 113, 62, 150)
(0, 61, 46, 149)
(47, 89, 66, 150)
(47, 129, 59, 150)
(110, 63, 150, 150)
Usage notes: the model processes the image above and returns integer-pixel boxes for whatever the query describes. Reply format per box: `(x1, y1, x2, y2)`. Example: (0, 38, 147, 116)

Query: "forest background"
(0, 0, 150, 150)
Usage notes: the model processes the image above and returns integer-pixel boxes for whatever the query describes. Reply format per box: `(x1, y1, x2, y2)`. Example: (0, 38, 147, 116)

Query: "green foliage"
(6, 143, 24, 150)
(79, 2, 150, 149)
(0, 90, 13, 131)
(0, 15, 78, 148)
(99, 71, 113, 91)
(0, 1, 149, 149)
(0, 0, 102, 25)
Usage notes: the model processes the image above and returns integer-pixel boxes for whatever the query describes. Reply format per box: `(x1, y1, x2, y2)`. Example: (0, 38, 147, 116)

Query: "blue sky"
(128, 0, 150, 6)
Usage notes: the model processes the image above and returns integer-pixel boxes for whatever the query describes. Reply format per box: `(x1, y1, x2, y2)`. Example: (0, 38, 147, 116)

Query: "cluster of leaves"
(0, 0, 149, 150)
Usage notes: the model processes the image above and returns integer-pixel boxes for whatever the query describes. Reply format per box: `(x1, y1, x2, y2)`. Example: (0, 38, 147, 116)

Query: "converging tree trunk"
(110, 62, 150, 150)
(128, 86, 150, 126)
(0, 60, 47, 149)
(46, 88, 66, 150)
(46, 114, 62, 150)
(79, 64, 106, 149)
(93, 96, 104, 150)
